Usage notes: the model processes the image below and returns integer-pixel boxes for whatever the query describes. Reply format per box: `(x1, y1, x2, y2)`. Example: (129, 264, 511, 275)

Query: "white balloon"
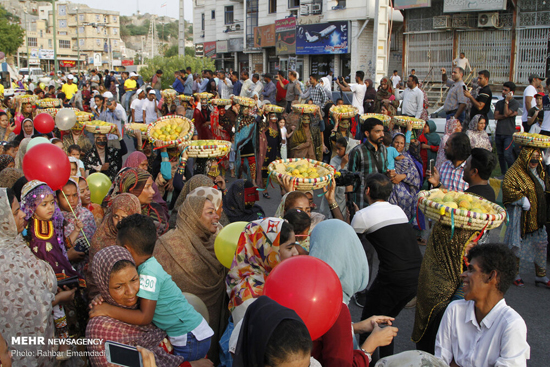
(55, 109, 77, 131)
(26, 136, 51, 151)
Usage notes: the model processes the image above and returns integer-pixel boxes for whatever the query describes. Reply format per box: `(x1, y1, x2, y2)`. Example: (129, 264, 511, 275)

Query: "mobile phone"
(378, 322, 390, 329)
(57, 276, 80, 289)
(462, 85, 467, 91)
(429, 159, 435, 176)
(105, 341, 143, 367)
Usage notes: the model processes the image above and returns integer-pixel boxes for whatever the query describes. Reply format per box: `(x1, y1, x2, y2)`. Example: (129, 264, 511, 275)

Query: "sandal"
(263, 192, 271, 199)
(417, 236, 427, 246)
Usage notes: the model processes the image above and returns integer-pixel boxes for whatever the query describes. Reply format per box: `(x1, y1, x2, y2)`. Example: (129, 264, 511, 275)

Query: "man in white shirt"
(100, 98, 128, 144)
(130, 89, 145, 123)
(435, 244, 530, 367)
(336, 70, 367, 115)
(390, 70, 401, 89)
(251, 73, 263, 97)
(394, 75, 423, 119)
(217, 70, 233, 99)
(522, 74, 543, 132)
(143, 90, 159, 124)
(452, 52, 472, 74)
(240, 71, 254, 98)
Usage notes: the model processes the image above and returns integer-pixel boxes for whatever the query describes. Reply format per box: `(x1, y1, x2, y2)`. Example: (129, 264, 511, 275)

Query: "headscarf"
(223, 179, 265, 223)
(233, 296, 309, 367)
(12, 176, 28, 200)
(188, 186, 223, 211)
(153, 195, 228, 361)
(102, 167, 169, 235)
(0, 167, 24, 188)
(122, 151, 166, 208)
(425, 120, 441, 147)
(0, 188, 57, 367)
(15, 137, 30, 169)
(226, 218, 287, 320)
(436, 119, 462, 170)
(86, 246, 185, 366)
(17, 118, 36, 140)
(0, 154, 14, 172)
(320, 77, 332, 94)
(365, 79, 377, 112)
(173, 174, 214, 213)
(60, 178, 97, 245)
(466, 114, 492, 151)
(309, 220, 369, 304)
(502, 147, 547, 236)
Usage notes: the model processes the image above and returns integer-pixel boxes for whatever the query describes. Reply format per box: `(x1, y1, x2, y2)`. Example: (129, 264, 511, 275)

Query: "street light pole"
(24, 9, 29, 68)
(52, 0, 58, 74)
(76, 6, 80, 72)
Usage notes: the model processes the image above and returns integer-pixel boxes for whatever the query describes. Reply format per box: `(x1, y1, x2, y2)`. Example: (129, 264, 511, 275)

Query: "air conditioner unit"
(300, 4, 310, 16)
(311, 3, 322, 14)
(478, 12, 499, 27)
(433, 15, 452, 29)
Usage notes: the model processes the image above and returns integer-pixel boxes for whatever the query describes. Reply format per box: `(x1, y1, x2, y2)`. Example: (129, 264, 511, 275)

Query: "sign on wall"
(394, 0, 431, 9)
(443, 0, 506, 13)
(38, 49, 54, 60)
(216, 40, 228, 53)
(204, 42, 216, 58)
(195, 43, 204, 57)
(276, 17, 296, 56)
(254, 24, 276, 48)
(228, 38, 244, 52)
(296, 21, 349, 55)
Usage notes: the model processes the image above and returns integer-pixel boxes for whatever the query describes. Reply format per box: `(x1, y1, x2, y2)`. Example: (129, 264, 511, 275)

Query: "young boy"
(67, 145, 85, 177)
(90, 214, 213, 360)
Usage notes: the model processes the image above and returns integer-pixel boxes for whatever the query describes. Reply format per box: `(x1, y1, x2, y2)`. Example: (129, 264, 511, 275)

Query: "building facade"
(193, 0, 402, 83)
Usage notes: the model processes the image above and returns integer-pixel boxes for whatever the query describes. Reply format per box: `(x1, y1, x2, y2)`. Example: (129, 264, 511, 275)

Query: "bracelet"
(329, 202, 339, 210)
(360, 348, 372, 363)
(434, 182, 442, 189)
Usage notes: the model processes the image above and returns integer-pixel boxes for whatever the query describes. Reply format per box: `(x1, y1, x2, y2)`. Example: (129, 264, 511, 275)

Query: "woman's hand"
(88, 302, 110, 318)
(67, 247, 86, 262)
(54, 287, 77, 305)
(406, 121, 413, 132)
(277, 175, 296, 194)
(155, 140, 167, 152)
(361, 320, 398, 354)
(421, 143, 430, 149)
(89, 295, 105, 309)
(391, 173, 406, 184)
(214, 175, 226, 191)
(353, 316, 395, 334)
(323, 179, 337, 205)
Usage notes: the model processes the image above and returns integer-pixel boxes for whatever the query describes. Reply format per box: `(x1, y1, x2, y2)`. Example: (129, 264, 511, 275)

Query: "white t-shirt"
(280, 126, 288, 146)
(142, 98, 158, 124)
(391, 75, 401, 89)
(522, 85, 537, 122)
(131, 98, 145, 122)
(349, 83, 367, 115)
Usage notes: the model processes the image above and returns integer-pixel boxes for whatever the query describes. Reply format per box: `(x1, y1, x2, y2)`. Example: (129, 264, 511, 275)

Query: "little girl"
(279, 118, 294, 160)
(20, 180, 86, 354)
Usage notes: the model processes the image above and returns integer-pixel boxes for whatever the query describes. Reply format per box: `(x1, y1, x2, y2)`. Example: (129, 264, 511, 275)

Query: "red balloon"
(264, 256, 343, 340)
(23, 143, 71, 191)
(13, 119, 21, 135)
(33, 113, 56, 134)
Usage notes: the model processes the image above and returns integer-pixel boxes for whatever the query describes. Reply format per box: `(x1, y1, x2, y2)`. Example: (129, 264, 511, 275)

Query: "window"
(211, 10, 215, 19)
(113, 28, 118, 35)
(79, 26, 84, 34)
(79, 39, 84, 46)
(96, 39, 101, 46)
(104, 28, 107, 35)
(96, 27, 100, 34)
(27, 37, 37, 46)
(269, 0, 277, 13)
(96, 14, 100, 21)
(48, 39, 52, 47)
(104, 16, 107, 23)
(59, 31, 67, 35)
(59, 40, 71, 48)
(59, 19, 67, 28)
(114, 40, 118, 46)
(224, 6, 234, 24)
(288, 0, 299, 8)
(113, 16, 117, 22)
(79, 14, 84, 21)
(201, 13, 205, 30)
(39, 30, 43, 37)
(58, 5, 66, 15)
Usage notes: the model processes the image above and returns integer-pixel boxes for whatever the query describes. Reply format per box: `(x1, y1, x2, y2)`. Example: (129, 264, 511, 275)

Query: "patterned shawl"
(188, 186, 223, 211)
(466, 114, 492, 151)
(436, 119, 462, 170)
(154, 195, 228, 362)
(0, 154, 14, 172)
(0, 188, 57, 367)
(223, 179, 266, 223)
(15, 137, 30, 169)
(226, 218, 286, 320)
(86, 246, 185, 367)
(502, 147, 547, 236)
(122, 151, 167, 211)
(0, 167, 24, 188)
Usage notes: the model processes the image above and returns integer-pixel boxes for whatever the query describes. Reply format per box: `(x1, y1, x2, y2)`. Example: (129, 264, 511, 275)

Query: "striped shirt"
(444, 79, 468, 113)
(439, 159, 469, 192)
(348, 141, 387, 209)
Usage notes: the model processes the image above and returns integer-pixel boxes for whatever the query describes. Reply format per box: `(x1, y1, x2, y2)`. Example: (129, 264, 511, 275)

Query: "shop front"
(275, 17, 303, 78)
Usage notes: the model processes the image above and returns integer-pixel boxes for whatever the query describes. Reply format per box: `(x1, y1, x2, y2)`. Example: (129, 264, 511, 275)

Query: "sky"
(72, 0, 193, 22)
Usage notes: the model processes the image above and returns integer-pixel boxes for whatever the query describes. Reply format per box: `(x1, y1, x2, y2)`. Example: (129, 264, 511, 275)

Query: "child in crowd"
(279, 118, 293, 160)
(68, 144, 86, 176)
(89, 214, 214, 360)
(383, 129, 411, 174)
(2, 142, 16, 158)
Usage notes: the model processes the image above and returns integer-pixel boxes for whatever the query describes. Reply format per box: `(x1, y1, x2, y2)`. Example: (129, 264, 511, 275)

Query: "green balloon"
(87, 172, 112, 204)
(26, 137, 51, 151)
(215, 221, 248, 268)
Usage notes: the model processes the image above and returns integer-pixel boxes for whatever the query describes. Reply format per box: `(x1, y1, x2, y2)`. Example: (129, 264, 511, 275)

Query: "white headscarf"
(0, 188, 57, 366)
(320, 77, 332, 94)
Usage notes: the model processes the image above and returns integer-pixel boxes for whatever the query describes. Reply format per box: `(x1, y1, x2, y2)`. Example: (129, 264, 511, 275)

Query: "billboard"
(59, 60, 76, 68)
(195, 43, 204, 57)
(228, 38, 244, 52)
(276, 17, 296, 56)
(204, 42, 216, 58)
(296, 21, 349, 55)
(38, 49, 54, 60)
(216, 40, 228, 53)
(254, 24, 276, 48)
(394, 0, 431, 9)
(444, 0, 506, 13)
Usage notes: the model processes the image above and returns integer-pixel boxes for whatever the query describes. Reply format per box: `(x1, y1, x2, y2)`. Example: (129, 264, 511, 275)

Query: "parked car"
(18, 67, 50, 84)
(430, 98, 523, 138)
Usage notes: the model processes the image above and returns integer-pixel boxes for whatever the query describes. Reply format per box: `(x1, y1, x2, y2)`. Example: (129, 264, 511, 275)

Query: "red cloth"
(193, 108, 212, 140)
(312, 304, 370, 367)
(276, 78, 289, 103)
(418, 132, 439, 172)
(351, 116, 358, 138)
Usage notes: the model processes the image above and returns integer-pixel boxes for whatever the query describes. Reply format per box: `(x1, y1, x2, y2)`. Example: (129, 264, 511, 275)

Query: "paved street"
(249, 180, 550, 366)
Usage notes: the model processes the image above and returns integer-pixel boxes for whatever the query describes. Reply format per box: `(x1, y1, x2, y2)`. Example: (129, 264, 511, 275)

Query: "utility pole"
(179, 0, 185, 55)
(76, 6, 80, 72)
(24, 8, 29, 68)
(52, 0, 59, 74)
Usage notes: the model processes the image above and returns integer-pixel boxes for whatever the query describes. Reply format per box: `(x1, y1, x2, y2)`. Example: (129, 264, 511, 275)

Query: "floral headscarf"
(226, 218, 287, 321)
(60, 178, 97, 246)
(0, 167, 24, 188)
(466, 114, 492, 151)
(123, 151, 148, 169)
(188, 186, 223, 211)
(0, 154, 14, 172)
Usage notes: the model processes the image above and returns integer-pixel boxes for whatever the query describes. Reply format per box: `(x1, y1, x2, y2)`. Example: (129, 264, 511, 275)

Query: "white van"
(18, 67, 45, 84)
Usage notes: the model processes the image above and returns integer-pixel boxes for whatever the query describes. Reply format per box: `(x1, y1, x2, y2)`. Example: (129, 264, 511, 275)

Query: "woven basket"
(512, 132, 550, 148)
(125, 123, 148, 138)
(210, 98, 232, 106)
(392, 116, 425, 129)
(41, 108, 62, 117)
(194, 92, 215, 101)
(233, 96, 255, 107)
(15, 95, 38, 105)
(268, 158, 335, 191)
(417, 189, 506, 231)
(84, 121, 117, 134)
(360, 113, 392, 125)
(263, 104, 285, 114)
(76, 112, 94, 122)
(329, 105, 358, 119)
(147, 115, 194, 148)
(36, 98, 61, 108)
(291, 104, 320, 115)
(179, 95, 194, 103)
(180, 139, 231, 158)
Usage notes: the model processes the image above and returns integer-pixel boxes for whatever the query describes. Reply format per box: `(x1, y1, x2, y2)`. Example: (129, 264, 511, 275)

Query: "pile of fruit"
(195, 92, 214, 101)
(392, 116, 425, 129)
(179, 95, 194, 103)
(76, 111, 94, 122)
(513, 132, 550, 148)
(360, 113, 392, 125)
(84, 120, 117, 134)
(210, 99, 232, 106)
(427, 190, 497, 214)
(15, 94, 38, 105)
(291, 104, 320, 115)
(147, 116, 193, 146)
(233, 96, 255, 107)
(162, 89, 177, 105)
(125, 123, 148, 138)
(269, 158, 335, 191)
(330, 105, 358, 119)
(37, 98, 61, 108)
(263, 104, 285, 114)
(181, 139, 231, 158)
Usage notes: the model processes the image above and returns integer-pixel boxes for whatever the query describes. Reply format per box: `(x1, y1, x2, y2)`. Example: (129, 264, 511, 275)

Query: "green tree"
(0, 6, 24, 56)
(140, 55, 215, 89)
(163, 45, 196, 58)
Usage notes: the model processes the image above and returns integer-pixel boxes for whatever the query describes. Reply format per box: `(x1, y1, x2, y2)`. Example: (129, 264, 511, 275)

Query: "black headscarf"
(12, 176, 28, 201)
(223, 179, 265, 223)
(233, 296, 308, 367)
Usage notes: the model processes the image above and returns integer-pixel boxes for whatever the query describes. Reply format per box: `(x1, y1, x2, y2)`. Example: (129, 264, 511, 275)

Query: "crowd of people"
(0, 62, 547, 367)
